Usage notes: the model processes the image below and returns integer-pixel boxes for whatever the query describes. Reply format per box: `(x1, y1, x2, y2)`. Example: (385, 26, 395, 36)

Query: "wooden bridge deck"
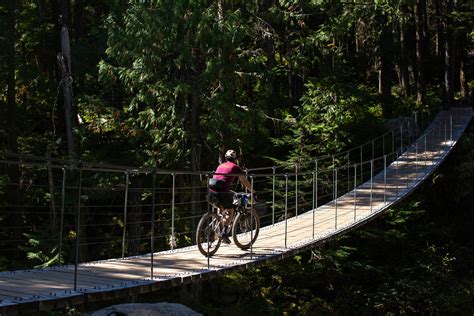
(0, 108, 472, 315)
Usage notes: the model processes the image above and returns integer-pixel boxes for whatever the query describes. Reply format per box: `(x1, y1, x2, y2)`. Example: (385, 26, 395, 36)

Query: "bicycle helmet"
(224, 149, 237, 162)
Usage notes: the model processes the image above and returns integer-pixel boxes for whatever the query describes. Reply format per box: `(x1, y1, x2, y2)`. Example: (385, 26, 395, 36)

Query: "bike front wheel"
(232, 208, 260, 250)
(196, 213, 222, 257)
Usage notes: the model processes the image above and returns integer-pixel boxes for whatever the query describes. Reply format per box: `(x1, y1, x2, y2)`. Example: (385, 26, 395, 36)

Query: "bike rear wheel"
(196, 212, 222, 257)
(232, 208, 260, 250)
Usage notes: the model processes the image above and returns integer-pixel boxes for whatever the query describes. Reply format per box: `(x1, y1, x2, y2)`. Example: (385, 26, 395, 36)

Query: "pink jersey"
(213, 161, 242, 191)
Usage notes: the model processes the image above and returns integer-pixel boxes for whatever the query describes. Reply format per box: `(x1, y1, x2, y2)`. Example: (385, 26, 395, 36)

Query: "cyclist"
(208, 149, 254, 244)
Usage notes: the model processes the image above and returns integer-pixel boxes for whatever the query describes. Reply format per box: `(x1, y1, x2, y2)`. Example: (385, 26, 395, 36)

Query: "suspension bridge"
(0, 107, 472, 315)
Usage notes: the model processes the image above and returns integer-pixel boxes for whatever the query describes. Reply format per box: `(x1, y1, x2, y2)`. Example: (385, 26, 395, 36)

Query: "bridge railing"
(0, 108, 465, 285)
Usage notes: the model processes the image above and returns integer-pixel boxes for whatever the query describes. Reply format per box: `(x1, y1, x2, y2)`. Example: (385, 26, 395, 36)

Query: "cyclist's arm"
(238, 175, 255, 193)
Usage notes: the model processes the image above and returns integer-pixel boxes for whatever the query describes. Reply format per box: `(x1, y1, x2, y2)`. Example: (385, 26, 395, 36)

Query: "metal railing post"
(383, 155, 387, 205)
(74, 167, 82, 291)
(347, 153, 350, 193)
(415, 112, 418, 138)
(272, 166, 276, 224)
(206, 174, 211, 269)
(171, 173, 176, 250)
(59, 168, 66, 264)
(406, 149, 410, 189)
(332, 156, 336, 201)
(353, 164, 357, 222)
(400, 125, 403, 152)
(392, 129, 395, 154)
(372, 140, 375, 160)
(314, 160, 319, 239)
(151, 171, 156, 279)
(295, 163, 298, 216)
(396, 150, 399, 196)
(360, 145, 363, 184)
(250, 175, 254, 259)
(122, 172, 129, 259)
(334, 168, 338, 230)
(284, 174, 288, 248)
(415, 113, 418, 137)
(444, 118, 447, 149)
(450, 114, 453, 141)
(370, 160, 373, 213)
(415, 140, 418, 181)
(424, 135, 427, 167)
(383, 134, 385, 156)
(439, 119, 443, 153)
(312, 170, 315, 239)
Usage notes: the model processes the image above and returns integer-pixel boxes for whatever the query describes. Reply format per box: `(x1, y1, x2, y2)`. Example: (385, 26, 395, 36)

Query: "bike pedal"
(221, 236, 231, 244)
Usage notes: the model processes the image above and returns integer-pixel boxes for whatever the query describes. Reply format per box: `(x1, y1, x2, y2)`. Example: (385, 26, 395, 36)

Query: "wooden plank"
(0, 288, 28, 298)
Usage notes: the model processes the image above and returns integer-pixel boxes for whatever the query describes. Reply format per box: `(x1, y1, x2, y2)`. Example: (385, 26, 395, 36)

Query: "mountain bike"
(196, 192, 260, 257)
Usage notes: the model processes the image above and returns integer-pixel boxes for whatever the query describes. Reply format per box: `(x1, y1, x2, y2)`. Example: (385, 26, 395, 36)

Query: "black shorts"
(209, 191, 234, 209)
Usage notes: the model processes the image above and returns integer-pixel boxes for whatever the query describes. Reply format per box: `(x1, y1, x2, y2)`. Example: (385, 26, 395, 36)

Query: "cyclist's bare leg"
(218, 207, 233, 244)
(223, 208, 234, 227)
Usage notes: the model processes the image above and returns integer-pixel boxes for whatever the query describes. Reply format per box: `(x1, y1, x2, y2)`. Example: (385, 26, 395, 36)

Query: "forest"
(0, 0, 473, 314)
(1, 0, 472, 167)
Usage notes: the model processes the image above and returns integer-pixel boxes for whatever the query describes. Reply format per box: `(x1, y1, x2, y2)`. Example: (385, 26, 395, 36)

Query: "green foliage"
(272, 73, 379, 168)
(21, 232, 62, 268)
(0, 0, 59, 155)
(96, 0, 274, 169)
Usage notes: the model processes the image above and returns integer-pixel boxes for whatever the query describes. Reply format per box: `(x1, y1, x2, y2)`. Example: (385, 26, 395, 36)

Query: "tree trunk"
(434, 0, 443, 59)
(6, 0, 18, 155)
(379, 20, 393, 117)
(415, 0, 427, 105)
(58, 0, 77, 159)
(443, 0, 454, 109)
(399, 10, 411, 97)
(5, 0, 22, 242)
(456, 1, 468, 107)
(460, 58, 468, 107)
(217, 0, 223, 23)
